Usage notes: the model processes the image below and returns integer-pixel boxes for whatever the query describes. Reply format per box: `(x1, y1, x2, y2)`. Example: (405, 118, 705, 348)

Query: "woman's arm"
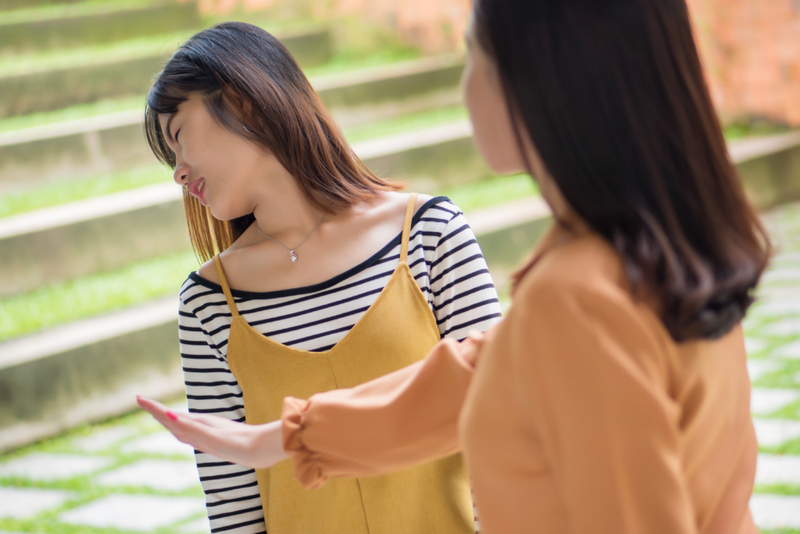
(282, 332, 484, 488)
(173, 289, 266, 533)
(137, 396, 288, 468)
(425, 202, 503, 340)
(139, 331, 485, 481)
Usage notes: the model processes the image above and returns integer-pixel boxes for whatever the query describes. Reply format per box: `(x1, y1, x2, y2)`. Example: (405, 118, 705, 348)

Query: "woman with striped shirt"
(141, 22, 500, 534)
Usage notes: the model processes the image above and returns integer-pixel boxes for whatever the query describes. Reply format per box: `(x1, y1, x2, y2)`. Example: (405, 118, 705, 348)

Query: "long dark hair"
(474, 0, 771, 341)
(145, 22, 401, 261)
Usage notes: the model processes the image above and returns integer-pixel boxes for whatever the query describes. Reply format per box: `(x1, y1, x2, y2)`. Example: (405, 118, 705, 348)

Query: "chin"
(473, 140, 526, 176)
(210, 205, 253, 223)
(483, 156, 527, 176)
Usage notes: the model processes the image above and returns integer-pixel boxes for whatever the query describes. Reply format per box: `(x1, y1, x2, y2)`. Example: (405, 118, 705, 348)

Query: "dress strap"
(212, 255, 240, 318)
(400, 193, 418, 263)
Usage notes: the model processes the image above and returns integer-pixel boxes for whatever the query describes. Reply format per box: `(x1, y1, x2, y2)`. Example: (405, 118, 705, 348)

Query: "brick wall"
(687, 0, 800, 126)
(193, 0, 800, 126)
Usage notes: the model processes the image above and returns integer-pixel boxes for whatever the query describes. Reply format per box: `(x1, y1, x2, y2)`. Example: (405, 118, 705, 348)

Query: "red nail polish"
(166, 411, 178, 421)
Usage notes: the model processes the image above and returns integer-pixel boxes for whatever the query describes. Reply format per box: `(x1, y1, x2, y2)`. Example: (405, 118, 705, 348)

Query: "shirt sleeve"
(282, 336, 479, 490)
(509, 274, 696, 533)
(178, 294, 266, 534)
(429, 204, 503, 340)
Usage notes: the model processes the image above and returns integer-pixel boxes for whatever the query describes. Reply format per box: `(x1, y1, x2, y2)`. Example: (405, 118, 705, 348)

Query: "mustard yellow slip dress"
(211, 193, 474, 534)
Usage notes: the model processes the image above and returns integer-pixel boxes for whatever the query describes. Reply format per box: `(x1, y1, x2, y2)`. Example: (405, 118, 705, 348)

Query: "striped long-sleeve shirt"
(177, 197, 502, 533)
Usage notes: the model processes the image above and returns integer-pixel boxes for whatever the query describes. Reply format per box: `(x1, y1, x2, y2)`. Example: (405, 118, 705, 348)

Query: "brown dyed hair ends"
(474, 0, 771, 342)
(144, 22, 401, 262)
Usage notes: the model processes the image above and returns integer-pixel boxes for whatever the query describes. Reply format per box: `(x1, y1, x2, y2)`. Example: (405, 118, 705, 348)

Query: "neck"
(250, 162, 333, 241)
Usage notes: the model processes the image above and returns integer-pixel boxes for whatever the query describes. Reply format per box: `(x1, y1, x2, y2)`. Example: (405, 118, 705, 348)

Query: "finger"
(466, 329, 485, 342)
(136, 395, 168, 414)
(164, 413, 233, 455)
(136, 396, 175, 428)
(137, 397, 243, 460)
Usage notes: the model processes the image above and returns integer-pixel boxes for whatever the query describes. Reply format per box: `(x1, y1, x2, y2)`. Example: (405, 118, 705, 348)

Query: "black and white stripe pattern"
(179, 197, 501, 533)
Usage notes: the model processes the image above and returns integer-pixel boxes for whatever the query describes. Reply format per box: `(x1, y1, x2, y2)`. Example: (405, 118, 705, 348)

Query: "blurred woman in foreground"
(140, 0, 770, 532)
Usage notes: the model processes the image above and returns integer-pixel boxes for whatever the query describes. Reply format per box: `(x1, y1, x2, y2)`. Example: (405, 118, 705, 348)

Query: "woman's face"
(160, 94, 279, 221)
(461, 22, 527, 175)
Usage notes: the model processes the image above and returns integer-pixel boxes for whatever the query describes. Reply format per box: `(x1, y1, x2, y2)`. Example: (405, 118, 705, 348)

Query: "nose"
(173, 164, 190, 186)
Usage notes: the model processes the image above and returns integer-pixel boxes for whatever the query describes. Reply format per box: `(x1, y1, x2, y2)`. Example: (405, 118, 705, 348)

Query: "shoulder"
(515, 231, 636, 315)
(510, 231, 672, 380)
(178, 272, 217, 314)
(385, 192, 455, 220)
(416, 196, 462, 221)
(196, 258, 220, 287)
(411, 196, 467, 235)
(414, 192, 434, 212)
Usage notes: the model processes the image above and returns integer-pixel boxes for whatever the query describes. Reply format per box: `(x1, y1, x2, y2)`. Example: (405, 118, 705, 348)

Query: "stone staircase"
(1, 0, 800, 465)
(1, 1, 800, 533)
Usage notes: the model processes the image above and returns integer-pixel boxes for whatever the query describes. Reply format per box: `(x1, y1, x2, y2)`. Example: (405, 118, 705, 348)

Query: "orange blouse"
(282, 224, 759, 534)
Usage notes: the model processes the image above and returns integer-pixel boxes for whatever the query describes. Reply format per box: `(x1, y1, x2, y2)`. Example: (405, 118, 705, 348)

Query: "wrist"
(253, 419, 289, 469)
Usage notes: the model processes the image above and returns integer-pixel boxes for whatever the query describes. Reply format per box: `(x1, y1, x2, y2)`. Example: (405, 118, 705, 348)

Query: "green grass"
(0, 148, 532, 222)
(0, 175, 538, 340)
(0, 96, 144, 133)
(724, 120, 791, 141)
(0, 0, 153, 25)
(0, 18, 421, 79)
(0, 250, 199, 342)
(0, 395, 206, 534)
(0, 165, 169, 219)
(755, 483, 800, 496)
(303, 16, 423, 79)
(761, 437, 800, 457)
(439, 173, 539, 213)
(751, 355, 800, 389)
(0, 106, 471, 218)
(304, 43, 422, 79)
(0, 40, 425, 132)
(0, 32, 189, 77)
(344, 105, 467, 143)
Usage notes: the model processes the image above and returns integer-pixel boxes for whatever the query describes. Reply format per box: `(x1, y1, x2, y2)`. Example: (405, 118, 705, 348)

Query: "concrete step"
(0, 183, 189, 298)
(0, 120, 489, 297)
(0, 27, 332, 118)
(0, 55, 464, 190)
(2, 126, 799, 299)
(729, 131, 800, 210)
(0, 197, 552, 452)
(314, 55, 464, 127)
(0, 296, 184, 452)
(1, 0, 82, 9)
(0, 1, 202, 54)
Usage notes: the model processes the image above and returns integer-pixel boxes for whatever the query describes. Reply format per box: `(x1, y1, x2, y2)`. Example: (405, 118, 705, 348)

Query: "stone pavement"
(745, 201, 800, 533)
(1, 203, 800, 533)
(0, 399, 209, 534)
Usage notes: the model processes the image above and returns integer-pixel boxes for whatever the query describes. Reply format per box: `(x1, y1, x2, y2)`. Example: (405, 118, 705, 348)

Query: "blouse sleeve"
(510, 274, 696, 533)
(427, 204, 503, 340)
(282, 336, 479, 490)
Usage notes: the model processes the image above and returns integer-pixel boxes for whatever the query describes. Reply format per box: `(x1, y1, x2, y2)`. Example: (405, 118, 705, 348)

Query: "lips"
(187, 178, 206, 206)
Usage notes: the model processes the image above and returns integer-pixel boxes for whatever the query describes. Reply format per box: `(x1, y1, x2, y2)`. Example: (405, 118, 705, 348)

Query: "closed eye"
(175, 128, 181, 143)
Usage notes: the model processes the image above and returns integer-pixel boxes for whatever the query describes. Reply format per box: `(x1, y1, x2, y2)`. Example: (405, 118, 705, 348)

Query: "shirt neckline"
(187, 196, 451, 300)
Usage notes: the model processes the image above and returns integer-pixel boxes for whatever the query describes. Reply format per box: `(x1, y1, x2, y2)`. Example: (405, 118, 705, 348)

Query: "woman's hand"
(459, 329, 487, 366)
(136, 396, 289, 469)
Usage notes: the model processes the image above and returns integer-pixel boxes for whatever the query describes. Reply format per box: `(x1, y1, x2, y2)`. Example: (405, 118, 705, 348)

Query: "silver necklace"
(256, 208, 329, 263)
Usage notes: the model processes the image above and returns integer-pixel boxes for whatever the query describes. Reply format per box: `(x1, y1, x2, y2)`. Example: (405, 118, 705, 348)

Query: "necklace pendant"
(290, 251, 298, 263)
